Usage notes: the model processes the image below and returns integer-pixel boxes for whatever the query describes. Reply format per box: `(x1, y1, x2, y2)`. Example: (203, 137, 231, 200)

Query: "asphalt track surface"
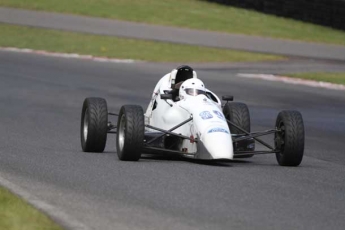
(0, 51, 345, 230)
(1, 7, 345, 61)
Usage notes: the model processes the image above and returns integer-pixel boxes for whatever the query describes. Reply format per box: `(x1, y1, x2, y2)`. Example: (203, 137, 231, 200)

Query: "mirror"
(222, 95, 234, 101)
(161, 94, 173, 100)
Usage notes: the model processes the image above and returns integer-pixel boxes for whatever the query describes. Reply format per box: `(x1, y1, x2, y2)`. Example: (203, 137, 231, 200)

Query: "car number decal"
(199, 111, 213, 120)
(213, 110, 225, 121)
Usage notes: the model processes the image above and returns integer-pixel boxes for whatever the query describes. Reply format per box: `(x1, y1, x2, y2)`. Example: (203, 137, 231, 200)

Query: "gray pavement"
(0, 50, 345, 230)
(1, 7, 345, 61)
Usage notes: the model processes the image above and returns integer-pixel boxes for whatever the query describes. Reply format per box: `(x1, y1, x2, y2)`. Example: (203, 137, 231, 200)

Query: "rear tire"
(223, 102, 253, 158)
(81, 97, 108, 152)
(116, 105, 145, 161)
(275, 110, 304, 166)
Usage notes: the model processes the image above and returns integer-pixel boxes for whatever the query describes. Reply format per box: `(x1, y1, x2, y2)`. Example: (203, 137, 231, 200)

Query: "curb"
(0, 47, 137, 63)
(237, 73, 345, 91)
(0, 175, 92, 230)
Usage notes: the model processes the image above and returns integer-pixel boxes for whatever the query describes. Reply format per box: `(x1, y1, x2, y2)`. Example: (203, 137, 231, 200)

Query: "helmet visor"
(185, 88, 206, 96)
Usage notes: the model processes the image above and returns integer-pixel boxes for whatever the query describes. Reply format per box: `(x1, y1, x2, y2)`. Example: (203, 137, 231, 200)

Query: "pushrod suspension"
(146, 125, 194, 142)
(226, 119, 275, 150)
(233, 129, 277, 143)
(145, 117, 193, 145)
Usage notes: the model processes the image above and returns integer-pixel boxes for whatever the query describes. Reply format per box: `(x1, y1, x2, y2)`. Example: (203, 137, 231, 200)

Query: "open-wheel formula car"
(81, 65, 305, 166)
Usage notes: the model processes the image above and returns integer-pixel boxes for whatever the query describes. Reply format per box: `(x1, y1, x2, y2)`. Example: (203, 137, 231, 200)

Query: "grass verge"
(0, 23, 283, 62)
(0, 186, 63, 230)
(285, 72, 345, 85)
(0, 0, 345, 45)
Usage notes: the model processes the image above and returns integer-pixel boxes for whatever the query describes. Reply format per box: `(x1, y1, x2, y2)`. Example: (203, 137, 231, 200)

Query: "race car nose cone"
(196, 127, 234, 160)
(203, 129, 234, 159)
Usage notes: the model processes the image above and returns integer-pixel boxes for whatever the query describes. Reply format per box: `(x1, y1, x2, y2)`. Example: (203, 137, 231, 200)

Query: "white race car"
(80, 65, 305, 166)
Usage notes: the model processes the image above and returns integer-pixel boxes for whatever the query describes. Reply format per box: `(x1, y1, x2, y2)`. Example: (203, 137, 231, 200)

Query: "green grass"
(1, 0, 345, 45)
(0, 186, 63, 230)
(0, 23, 283, 62)
(285, 72, 345, 85)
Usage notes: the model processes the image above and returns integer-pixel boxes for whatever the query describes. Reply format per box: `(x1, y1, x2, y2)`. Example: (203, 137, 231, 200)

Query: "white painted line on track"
(238, 73, 345, 91)
(0, 175, 92, 230)
(2, 47, 343, 91)
(0, 47, 137, 63)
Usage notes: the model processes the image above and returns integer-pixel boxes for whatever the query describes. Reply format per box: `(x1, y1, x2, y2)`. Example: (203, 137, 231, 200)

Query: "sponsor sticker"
(213, 110, 225, 121)
(208, 127, 229, 134)
(199, 111, 213, 120)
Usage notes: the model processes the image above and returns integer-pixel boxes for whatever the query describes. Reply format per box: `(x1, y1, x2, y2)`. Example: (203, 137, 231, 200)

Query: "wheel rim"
(118, 114, 126, 151)
(83, 108, 89, 142)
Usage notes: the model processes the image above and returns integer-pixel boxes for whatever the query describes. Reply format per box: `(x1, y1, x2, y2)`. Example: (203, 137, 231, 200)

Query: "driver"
(179, 78, 206, 101)
(145, 66, 201, 119)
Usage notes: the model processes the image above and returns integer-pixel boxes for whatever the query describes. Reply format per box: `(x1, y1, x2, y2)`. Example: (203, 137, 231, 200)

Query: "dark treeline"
(206, 0, 345, 31)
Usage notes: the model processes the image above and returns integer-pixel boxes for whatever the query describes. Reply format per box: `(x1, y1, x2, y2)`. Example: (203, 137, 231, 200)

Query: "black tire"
(116, 105, 145, 161)
(81, 97, 108, 152)
(275, 110, 304, 166)
(223, 102, 253, 158)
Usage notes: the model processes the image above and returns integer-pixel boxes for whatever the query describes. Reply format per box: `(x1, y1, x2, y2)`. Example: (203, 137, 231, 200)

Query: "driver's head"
(179, 78, 206, 100)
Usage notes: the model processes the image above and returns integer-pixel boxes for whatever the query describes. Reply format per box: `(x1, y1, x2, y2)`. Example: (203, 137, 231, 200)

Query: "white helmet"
(179, 78, 206, 100)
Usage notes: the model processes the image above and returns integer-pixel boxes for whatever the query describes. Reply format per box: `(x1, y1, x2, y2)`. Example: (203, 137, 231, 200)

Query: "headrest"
(170, 65, 197, 86)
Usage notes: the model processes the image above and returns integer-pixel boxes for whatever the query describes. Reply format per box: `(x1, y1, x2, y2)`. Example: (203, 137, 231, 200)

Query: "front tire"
(223, 102, 254, 158)
(81, 97, 108, 152)
(116, 105, 145, 161)
(275, 110, 304, 166)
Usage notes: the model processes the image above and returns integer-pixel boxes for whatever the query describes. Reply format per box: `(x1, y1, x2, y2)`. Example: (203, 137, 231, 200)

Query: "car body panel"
(145, 74, 233, 160)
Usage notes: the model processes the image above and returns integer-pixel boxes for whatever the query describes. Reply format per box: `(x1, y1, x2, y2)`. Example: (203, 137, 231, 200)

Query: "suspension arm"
(227, 119, 275, 150)
(233, 129, 278, 143)
(145, 117, 193, 145)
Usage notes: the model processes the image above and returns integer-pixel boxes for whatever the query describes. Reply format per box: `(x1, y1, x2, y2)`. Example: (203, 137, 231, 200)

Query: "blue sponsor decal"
(208, 127, 229, 134)
(213, 110, 225, 121)
(199, 111, 213, 120)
